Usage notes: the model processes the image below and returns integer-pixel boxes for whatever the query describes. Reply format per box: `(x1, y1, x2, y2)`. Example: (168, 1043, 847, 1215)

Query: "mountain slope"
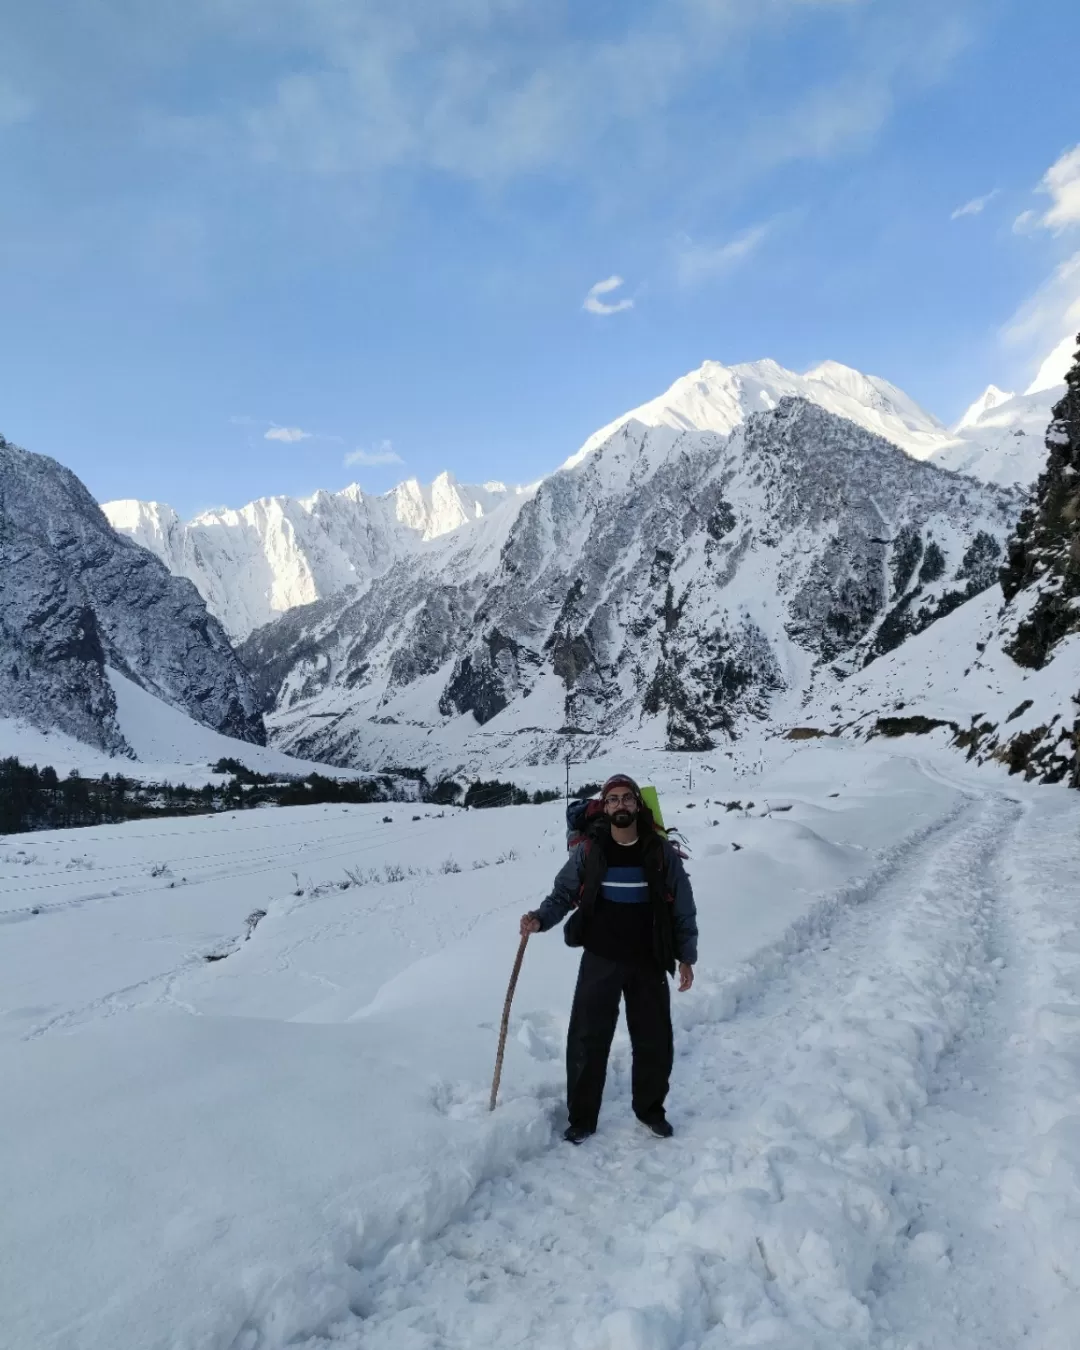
(0, 436, 264, 753)
(240, 399, 1022, 774)
(104, 474, 525, 640)
(929, 384, 1063, 487)
(797, 335, 1080, 785)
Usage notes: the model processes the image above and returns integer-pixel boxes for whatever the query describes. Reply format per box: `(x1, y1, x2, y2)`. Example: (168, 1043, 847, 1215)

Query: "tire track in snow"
(241, 791, 1035, 1350)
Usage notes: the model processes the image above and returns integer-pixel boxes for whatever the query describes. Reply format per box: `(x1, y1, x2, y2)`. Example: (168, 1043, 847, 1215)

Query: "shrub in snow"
(439, 858, 462, 874)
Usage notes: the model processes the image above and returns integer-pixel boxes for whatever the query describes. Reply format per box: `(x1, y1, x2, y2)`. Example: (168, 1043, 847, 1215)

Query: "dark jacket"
(534, 820, 698, 973)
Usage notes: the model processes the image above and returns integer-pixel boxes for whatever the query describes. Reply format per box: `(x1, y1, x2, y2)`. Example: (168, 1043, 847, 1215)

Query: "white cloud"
(344, 440, 403, 467)
(265, 425, 313, 442)
(1002, 250, 1080, 390)
(1026, 332, 1077, 396)
(583, 276, 633, 316)
(1038, 144, 1080, 233)
(675, 223, 768, 287)
(950, 189, 997, 220)
(1012, 209, 1037, 235)
(126, 0, 969, 202)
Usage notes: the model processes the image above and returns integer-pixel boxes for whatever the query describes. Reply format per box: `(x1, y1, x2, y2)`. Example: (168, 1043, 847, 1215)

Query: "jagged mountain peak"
(564, 354, 954, 471)
(103, 470, 526, 640)
(953, 384, 1016, 433)
(239, 397, 1023, 774)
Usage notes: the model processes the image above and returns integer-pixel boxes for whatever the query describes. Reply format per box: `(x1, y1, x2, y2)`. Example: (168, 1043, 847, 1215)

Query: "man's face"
(603, 788, 638, 830)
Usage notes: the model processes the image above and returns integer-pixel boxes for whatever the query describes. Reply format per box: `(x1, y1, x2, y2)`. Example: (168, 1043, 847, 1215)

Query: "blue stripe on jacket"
(600, 864, 649, 904)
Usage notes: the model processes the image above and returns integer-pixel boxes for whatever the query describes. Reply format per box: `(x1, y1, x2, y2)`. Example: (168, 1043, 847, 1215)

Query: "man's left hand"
(678, 962, 694, 993)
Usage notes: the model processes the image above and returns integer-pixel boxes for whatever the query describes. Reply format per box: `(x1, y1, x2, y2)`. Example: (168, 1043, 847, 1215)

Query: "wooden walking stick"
(489, 932, 530, 1111)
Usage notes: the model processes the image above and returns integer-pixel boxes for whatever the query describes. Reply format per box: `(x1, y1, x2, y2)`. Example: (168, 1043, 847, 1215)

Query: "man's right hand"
(520, 912, 541, 937)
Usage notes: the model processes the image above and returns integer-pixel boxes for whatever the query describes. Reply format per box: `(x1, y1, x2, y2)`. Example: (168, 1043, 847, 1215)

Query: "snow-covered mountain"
(239, 398, 1022, 774)
(104, 474, 524, 640)
(566, 357, 955, 467)
(928, 383, 1063, 487)
(797, 335, 1080, 785)
(0, 435, 264, 753)
(105, 355, 1048, 646)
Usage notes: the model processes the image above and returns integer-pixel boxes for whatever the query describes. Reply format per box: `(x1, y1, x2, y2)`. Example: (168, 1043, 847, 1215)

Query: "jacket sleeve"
(533, 845, 585, 931)
(666, 847, 699, 964)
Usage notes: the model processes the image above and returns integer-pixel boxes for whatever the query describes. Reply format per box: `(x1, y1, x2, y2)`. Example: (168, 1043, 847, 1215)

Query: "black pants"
(566, 951, 673, 1132)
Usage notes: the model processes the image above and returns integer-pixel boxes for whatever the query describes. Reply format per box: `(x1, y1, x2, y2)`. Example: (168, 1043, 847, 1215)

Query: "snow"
(929, 385, 1062, 487)
(2, 742, 1078, 1349)
(563, 357, 954, 469)
(1026, 333, 1078, 395)
(0, 668, 361, 784)
(103, 475, 531, 640)
(951, 383, 1014, 433)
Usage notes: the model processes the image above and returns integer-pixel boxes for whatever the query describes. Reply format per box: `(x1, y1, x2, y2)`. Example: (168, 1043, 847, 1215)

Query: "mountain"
(565, 357, 955, 468)
(951, 384, 1013, 432)
(928, 384, 1063, 487)
(105, 356, 1035, 646)
(104, 474, 525, 640)
(238, 398, 1023, 775)
(797, 335, 1080, 785)
(0, 435, 264, 753)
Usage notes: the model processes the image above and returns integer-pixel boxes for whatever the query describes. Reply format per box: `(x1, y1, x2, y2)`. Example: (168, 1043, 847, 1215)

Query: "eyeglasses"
(604, 793, 636, 806)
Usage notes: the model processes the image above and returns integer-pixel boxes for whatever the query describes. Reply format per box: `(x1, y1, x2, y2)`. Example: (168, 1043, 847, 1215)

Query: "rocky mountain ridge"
(239, 398, 1023, 775)
(106, 355, 1060, 643)
(0, 437, 265, 753)
(104, 474, 526, 640)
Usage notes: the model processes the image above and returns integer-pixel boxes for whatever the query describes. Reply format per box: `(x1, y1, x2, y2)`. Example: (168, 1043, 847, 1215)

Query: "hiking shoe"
(563, 1125, 594, 1146)
(638, 1115, 674, 1139)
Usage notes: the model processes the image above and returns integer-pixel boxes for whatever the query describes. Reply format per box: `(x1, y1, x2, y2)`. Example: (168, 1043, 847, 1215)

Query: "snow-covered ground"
(0, 669, 362, 785)
(1, 743, 1078, 1349)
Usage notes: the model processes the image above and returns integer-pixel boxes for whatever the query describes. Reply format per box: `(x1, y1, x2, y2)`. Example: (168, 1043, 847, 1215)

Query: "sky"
(1, 0, 1079, 517)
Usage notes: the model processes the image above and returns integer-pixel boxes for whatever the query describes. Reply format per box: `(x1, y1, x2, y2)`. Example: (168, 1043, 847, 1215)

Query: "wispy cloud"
(583, 276, 633, 316)
(950, 189, 998, 220)
(122, 0, 968, 206)
(0, 78, 33, 129)
(344, 440, 403, 468)
(265, 425, 313, 442)
(674, 224, 769, 287)
(1002, 251, 1080, 389)
(1037, 144, 1080, 233)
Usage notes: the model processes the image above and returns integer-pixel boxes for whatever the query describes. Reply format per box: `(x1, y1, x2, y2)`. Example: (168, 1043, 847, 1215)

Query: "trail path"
(281, 788, 1070, 1350)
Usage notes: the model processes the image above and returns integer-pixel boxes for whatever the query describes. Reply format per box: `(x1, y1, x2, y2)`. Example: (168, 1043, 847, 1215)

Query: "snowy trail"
(277, 791, 1041, 1350)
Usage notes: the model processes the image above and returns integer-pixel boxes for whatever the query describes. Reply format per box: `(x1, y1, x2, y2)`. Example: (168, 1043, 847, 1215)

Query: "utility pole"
(565, 749, 572, 800)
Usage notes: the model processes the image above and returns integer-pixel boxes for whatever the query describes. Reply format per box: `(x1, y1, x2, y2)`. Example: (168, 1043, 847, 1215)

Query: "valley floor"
(1, 744, 1078, 1349)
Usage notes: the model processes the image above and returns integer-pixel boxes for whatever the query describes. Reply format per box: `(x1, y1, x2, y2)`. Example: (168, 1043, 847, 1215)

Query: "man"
(520, 773, 698, 1144)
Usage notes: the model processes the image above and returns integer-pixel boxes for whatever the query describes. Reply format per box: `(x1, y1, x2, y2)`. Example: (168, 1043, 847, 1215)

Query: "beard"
(610, 808, 636, 829)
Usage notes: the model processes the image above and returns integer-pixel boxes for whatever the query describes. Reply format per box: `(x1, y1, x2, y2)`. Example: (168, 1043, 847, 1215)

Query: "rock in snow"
(0, 437, 265, 752)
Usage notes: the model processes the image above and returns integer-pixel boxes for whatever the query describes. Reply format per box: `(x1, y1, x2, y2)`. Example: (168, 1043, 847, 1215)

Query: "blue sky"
(1, 0, 1079, 517)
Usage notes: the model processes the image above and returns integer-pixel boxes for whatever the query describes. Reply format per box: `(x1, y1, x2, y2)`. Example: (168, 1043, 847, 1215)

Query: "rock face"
(0, 437, 265, 752)
(793, 338, 1080, 788)
(240, 399, 1022, 771)
(104, 475, 522, 640)
(1000, 335, 1080, 668)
